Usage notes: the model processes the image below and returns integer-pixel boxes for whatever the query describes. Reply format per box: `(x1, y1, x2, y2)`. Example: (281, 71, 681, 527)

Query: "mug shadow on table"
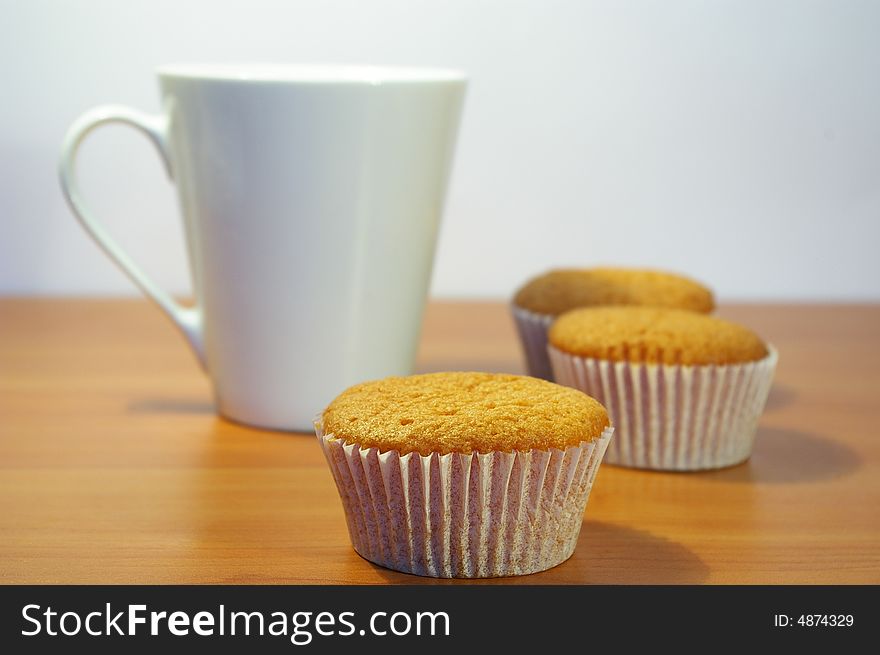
(415, 359, 523, 376)
(367, 520, 709, 585)
(128, 397, 215, 415)
(701, 426, 861, 484)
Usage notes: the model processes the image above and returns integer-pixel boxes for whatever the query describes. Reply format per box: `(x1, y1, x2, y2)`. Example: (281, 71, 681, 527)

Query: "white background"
(2, 0, 878, 301)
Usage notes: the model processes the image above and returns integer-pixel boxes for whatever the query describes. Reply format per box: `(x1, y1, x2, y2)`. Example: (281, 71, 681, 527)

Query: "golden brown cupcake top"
(549, 307, 768, 365)
(513, 267, 715, 316)
(321, 371, 610, 456)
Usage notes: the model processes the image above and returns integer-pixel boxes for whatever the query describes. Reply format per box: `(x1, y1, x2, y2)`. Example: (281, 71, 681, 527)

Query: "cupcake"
(315, 372, 613, 578)
(512, 267, 714, 380)
(548, 307, 776, 471)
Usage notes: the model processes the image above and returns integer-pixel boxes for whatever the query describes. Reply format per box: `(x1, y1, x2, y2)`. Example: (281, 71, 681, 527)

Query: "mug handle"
(59, 105, 206, 369)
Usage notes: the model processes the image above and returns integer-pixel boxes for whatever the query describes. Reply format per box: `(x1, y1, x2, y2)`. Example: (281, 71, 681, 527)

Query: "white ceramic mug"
(59, 64, 466, 431)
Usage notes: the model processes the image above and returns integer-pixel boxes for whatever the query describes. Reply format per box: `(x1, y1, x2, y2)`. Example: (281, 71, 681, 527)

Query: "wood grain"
(1, 299, 878, 584)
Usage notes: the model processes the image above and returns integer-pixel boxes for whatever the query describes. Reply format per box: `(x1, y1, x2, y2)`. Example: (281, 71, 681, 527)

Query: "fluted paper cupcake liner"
(549, 346, 777, 471)
(316, 422, 613, 578)
(511, 304, 556, 380)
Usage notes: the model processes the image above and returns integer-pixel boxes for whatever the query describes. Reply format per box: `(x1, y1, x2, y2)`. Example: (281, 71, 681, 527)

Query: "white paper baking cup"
(549, 345, 777, 471)
(511, 304, 556, 380)
(316, 421, 613, 578)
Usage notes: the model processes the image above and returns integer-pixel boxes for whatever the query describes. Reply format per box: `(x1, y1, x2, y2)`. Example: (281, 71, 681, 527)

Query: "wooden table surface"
(1, 299, 878, 584)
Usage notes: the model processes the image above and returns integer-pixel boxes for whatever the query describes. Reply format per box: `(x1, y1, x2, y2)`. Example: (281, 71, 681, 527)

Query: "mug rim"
(157, 63, 467, 84)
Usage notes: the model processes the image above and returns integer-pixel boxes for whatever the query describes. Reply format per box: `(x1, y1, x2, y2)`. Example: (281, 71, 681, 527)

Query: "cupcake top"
(513, 267, 715, 316)
(321, 371, 609, 456)
(549, 307, 768, 365)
